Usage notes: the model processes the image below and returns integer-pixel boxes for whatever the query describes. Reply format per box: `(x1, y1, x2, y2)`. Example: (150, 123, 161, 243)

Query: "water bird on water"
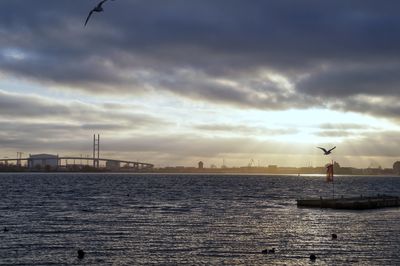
(77, 249, 85, 259)
(317, 146, 336, 155)
(3, 227, 8, 232)
(310, 254, 316, 261)
(84, 0, 115, 26)
(261, 248, 275, 254)
(332, 233, 337, 239)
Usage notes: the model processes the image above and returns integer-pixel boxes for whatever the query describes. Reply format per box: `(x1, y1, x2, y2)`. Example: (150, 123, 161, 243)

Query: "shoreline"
(0, 170, 398, 177)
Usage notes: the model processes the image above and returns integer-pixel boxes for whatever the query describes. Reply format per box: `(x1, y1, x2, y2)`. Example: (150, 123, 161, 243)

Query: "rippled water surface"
(0, 173, 399, 265)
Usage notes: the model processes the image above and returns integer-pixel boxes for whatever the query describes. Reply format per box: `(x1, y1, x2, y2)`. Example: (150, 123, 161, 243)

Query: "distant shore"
(0, 165, 397, 175)
(148, 167, 395, 175)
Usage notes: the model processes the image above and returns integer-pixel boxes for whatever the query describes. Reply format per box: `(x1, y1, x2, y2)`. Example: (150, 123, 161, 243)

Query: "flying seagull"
(84, 0, 114, 27)
(317, 146, 336, 155)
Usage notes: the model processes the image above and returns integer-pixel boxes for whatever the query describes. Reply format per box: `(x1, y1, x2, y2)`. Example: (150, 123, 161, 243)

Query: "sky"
(1, 0, 400, 168)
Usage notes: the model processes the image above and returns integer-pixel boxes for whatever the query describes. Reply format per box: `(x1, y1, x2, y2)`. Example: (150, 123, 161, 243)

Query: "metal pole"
(332, 160, 335, 199)
(97, 134, 100, 168)
(93, 134, 96, 167)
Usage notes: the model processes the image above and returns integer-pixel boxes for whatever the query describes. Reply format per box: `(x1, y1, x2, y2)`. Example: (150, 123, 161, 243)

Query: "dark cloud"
(1, 1, 400, 115)
(194, 124, 298, 135)
(149, 69, 319, 109)
(315, 122, 378, 138)
(0, 89, 172, 159)
(318, 123, 371, 130)
(316, 130, 351, 138)
(0, 121, 129, 138)
(331, 96, 400, 123)
(0, 90, 71, 118)
(297, 63, 400, 97)
(0, 90, 166, 131)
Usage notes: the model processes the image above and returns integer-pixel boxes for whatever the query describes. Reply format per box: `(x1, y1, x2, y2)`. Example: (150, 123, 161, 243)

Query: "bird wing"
(317, 147, 328, 153)
(98, 0, 109, 8)
(84, 10, 94, 26)
(328, 146, 336, 152)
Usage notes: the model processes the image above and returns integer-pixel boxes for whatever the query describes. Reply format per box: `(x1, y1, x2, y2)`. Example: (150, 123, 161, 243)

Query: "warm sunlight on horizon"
(1, 83, 399, 168)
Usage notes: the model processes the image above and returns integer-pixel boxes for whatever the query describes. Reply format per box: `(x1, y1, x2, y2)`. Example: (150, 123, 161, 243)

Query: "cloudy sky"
(1, 0, 400, 168)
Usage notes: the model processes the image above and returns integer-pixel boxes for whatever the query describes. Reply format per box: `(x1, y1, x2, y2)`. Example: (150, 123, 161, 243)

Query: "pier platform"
(297, 195, 400, 210)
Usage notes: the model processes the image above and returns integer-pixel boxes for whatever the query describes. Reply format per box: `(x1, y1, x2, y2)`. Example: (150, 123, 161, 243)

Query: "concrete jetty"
(297, 195, 400, 210)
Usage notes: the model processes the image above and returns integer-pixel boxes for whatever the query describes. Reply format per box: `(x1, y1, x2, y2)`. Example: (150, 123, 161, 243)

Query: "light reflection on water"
(0, 173, 399, 265)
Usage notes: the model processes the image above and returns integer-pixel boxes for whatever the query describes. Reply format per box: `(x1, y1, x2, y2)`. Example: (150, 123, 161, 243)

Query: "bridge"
(0, 156, 154, 171)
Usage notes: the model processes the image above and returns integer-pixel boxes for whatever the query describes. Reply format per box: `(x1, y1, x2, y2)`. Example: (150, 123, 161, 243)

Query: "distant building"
(198, 161, 204, 169)
(28, 154, 59, 170)
(106, 160, 120, 170)
(393, 161, 400, 175)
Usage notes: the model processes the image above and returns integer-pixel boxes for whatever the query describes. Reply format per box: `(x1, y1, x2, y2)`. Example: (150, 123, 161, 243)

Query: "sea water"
(0, 173, 399, 265)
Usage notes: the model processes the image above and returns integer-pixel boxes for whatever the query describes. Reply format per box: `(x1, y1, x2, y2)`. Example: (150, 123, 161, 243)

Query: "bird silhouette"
(84, 0, 114, 27)
(261, 248, 276, 254)
(77, 249, 85, 259)
(317, 146, 336, 155)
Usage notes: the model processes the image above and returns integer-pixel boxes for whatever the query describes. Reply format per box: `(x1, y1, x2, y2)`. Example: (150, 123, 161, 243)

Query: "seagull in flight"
(317, 146, 336, 155)
(84, 0, 114, 27)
